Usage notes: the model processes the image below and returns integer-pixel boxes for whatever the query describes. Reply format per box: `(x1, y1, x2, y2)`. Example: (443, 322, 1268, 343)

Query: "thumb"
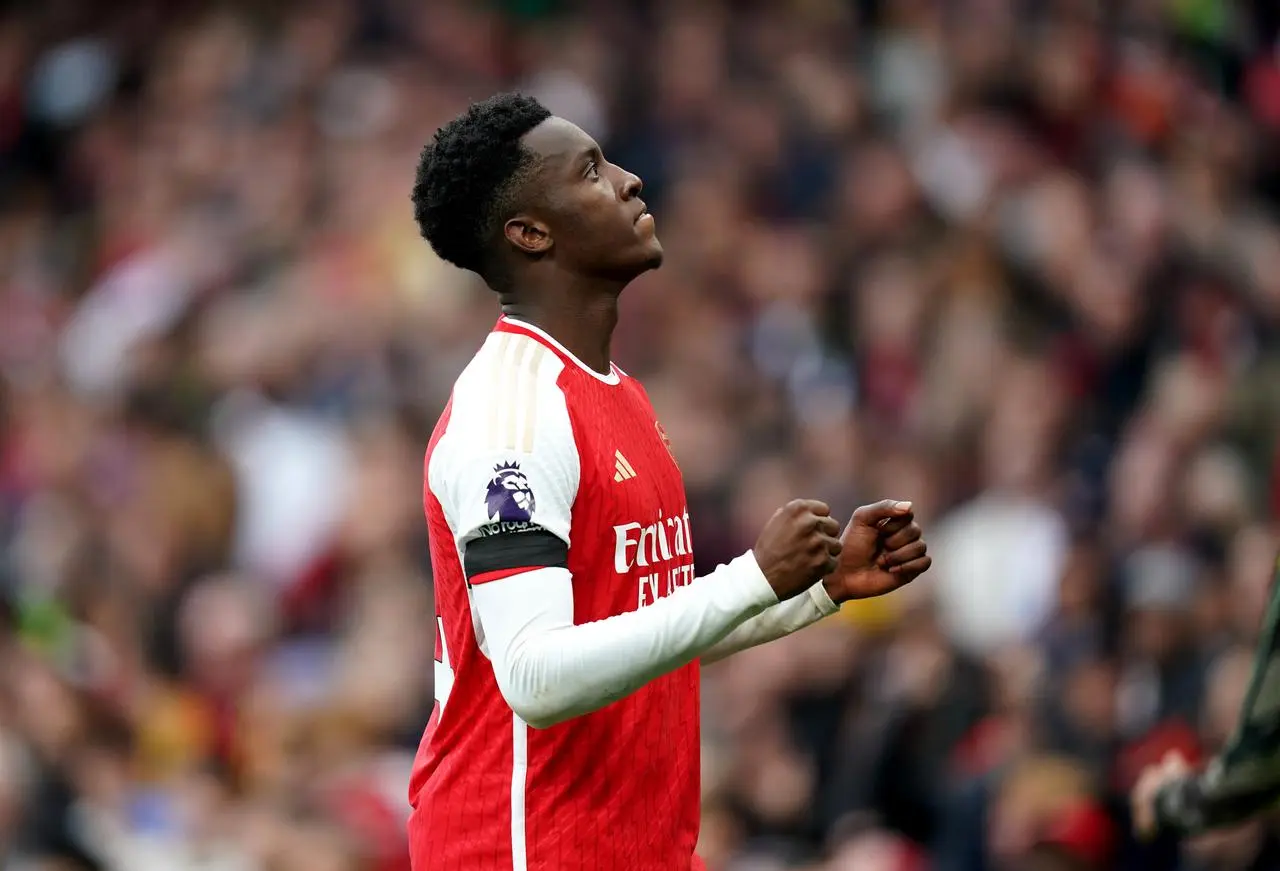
(851, 500, 914, 528)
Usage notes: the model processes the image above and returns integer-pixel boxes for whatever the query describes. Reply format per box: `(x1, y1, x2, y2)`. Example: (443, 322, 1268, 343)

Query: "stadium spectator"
(2, 1, 1280, 869)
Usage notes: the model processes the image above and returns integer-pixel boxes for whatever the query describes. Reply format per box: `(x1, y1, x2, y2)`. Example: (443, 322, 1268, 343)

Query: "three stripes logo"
(614, 450, 637, 482)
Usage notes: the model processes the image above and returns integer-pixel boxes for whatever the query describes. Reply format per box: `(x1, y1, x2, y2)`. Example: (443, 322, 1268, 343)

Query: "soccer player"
(406, 93, 932, 871)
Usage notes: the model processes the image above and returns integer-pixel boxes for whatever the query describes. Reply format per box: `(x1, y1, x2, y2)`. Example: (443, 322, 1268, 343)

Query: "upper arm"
(430, 336, 580, 583)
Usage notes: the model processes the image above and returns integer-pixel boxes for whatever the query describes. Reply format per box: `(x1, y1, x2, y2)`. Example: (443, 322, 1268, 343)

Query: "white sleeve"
(701, 581, 840, 664)
(430, 334, 579, 561)
(470, 554, 777, 728)
(432, 333, 780, 728)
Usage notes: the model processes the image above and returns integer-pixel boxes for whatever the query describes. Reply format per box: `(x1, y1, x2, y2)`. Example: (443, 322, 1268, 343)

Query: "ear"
(503, 215, 553, 256)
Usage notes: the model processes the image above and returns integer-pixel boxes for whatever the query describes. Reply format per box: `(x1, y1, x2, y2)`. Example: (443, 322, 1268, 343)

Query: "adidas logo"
(613, 450, 637, 482)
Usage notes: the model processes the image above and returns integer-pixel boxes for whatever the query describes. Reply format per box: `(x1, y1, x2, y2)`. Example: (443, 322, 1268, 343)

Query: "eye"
(586, 161, 600, 181)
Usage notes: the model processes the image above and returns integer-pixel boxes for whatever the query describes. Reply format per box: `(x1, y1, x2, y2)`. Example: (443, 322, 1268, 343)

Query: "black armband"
(464, 528, 568, 580)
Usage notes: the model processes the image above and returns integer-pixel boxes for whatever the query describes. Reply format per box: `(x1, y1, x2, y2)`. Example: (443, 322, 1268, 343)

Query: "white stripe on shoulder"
(428, 334, 581, 553)
(499, 316, 621, 386)
(451, 332, 566, 453)
(481, 331, 545, 451)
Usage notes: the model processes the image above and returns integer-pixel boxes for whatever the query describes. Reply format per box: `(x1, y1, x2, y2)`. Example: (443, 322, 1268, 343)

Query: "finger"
(852, 500, 913, 528)
(1132, 768, 1162, 839)
(889, 555, 932, 577)
(813, 515, 840, 537)
(883, 540, 927, 567)
(790, 499, 831, 517)
(1133, 803, 1155, 840)
(824, 536, 843, 557)
(881, 522, 922, 552)
(820, 552, 840, 576)
(876, 513, 914, 535)
(876, 531, 923, 567)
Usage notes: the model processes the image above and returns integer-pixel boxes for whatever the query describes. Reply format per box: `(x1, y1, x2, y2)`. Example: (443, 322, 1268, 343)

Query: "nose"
(620, 170, 643, 200)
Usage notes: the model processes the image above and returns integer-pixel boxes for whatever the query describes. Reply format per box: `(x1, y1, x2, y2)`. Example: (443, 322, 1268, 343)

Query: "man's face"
(519, 116, 663, 279)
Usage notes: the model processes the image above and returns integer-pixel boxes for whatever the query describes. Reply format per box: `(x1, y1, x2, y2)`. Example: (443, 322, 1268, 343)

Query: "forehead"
(521, 116, 598, 170)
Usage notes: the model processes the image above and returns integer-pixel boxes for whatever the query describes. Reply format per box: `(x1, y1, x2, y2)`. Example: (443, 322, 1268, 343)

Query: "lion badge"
(486, 461, 536, 523)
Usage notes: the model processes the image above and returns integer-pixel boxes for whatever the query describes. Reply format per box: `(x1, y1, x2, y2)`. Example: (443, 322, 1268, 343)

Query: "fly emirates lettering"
(612, 510, 696, 609)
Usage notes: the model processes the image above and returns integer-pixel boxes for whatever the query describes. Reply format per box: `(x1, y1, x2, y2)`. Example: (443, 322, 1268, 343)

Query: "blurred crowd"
(3, 0, 1280, 869)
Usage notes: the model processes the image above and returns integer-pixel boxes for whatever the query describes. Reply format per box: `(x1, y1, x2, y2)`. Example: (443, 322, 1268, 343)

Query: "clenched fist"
(822, 499, 931, 603)
(753, 500, 843, 601)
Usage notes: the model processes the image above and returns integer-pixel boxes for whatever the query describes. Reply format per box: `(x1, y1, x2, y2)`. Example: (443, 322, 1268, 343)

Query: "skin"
(496, 116, 660, 377)
(490, 116, 931, 602)
(1132, 751, 1191, 839)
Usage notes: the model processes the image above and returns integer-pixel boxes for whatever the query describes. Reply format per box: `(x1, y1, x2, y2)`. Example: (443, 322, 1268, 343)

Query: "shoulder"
(618, 368, 651, 402)
(445, 331, 573, 451)
(428, 333, 581, 537)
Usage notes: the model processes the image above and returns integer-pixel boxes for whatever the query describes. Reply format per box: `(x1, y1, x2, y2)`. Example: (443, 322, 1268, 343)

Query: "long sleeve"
(1155, 559, 1280, 834)
(428, 329, 784, 729)
(1153, 764, 1280, 835)
(470, 553, 778, 728)
(701, 580, 840, 664)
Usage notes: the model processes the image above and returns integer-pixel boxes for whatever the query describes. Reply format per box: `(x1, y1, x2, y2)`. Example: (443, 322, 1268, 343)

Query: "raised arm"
(700, 581, 839, 665)
(459, 504, 840, 729)
(432, 348, 842, 729)
(702, 502, 932, 664)
(473, 554, 774, 727)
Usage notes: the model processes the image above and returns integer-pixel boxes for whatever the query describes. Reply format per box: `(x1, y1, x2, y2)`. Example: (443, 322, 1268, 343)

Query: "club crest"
(486, 461, 536, 523)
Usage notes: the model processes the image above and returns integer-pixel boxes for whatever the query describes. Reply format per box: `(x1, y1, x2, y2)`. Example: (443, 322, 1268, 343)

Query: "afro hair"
(412, 93, 552, 282)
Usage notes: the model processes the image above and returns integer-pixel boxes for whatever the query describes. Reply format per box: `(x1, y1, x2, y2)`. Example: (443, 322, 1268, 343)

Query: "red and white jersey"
(409, 316, 703, 870)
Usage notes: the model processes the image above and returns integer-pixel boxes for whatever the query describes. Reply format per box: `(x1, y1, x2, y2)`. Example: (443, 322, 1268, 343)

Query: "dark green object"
(494, 0, 562, 23)
(1155, 556, 1280, 833)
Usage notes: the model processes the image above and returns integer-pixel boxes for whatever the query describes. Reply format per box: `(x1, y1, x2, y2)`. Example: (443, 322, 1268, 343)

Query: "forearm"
(1154, 763, 1280, 835)
(473, 552, 777, 728)
(701, 581, 839, 664)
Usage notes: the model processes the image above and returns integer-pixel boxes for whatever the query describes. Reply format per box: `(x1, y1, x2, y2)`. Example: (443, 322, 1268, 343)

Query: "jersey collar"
(497, 316, 622, 386)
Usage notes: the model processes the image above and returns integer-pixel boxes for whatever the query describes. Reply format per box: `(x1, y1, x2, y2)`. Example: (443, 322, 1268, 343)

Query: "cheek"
(550, 200, 599, 244)
(570, 208, 630, 253)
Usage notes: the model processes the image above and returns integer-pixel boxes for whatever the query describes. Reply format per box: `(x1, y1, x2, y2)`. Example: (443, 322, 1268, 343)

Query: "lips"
(634, 203, 649, 223)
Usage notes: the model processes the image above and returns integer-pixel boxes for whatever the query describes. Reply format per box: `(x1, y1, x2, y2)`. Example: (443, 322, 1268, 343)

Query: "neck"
(500, 276, 623, 375)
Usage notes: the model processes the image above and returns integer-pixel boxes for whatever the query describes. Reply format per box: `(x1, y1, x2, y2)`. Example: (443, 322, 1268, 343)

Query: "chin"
(615, 242, 664, 283)
(642, 241, 665, 270)
(601, 239, 665, 285)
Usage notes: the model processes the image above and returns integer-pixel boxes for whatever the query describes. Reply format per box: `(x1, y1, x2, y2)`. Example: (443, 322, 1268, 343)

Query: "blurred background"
(2, 0, 1280, 869)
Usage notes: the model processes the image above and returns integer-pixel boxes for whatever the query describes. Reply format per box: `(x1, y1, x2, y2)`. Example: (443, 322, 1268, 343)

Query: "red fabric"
(326, 781, 412, 871)
(1113, 719, 1203, 793)
(1246, 59, 1280, 129)
(951, 715, 1017, 778)
(282, 545, 342, 631)
(895, 842, 928, 871)
(469, 566, 544, 586)
(1037, 802, 1116, 867)
(408, 319, 701, 870)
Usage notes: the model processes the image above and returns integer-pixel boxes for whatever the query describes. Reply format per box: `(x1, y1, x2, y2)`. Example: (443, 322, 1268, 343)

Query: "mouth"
(634, 203, 650, 224)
